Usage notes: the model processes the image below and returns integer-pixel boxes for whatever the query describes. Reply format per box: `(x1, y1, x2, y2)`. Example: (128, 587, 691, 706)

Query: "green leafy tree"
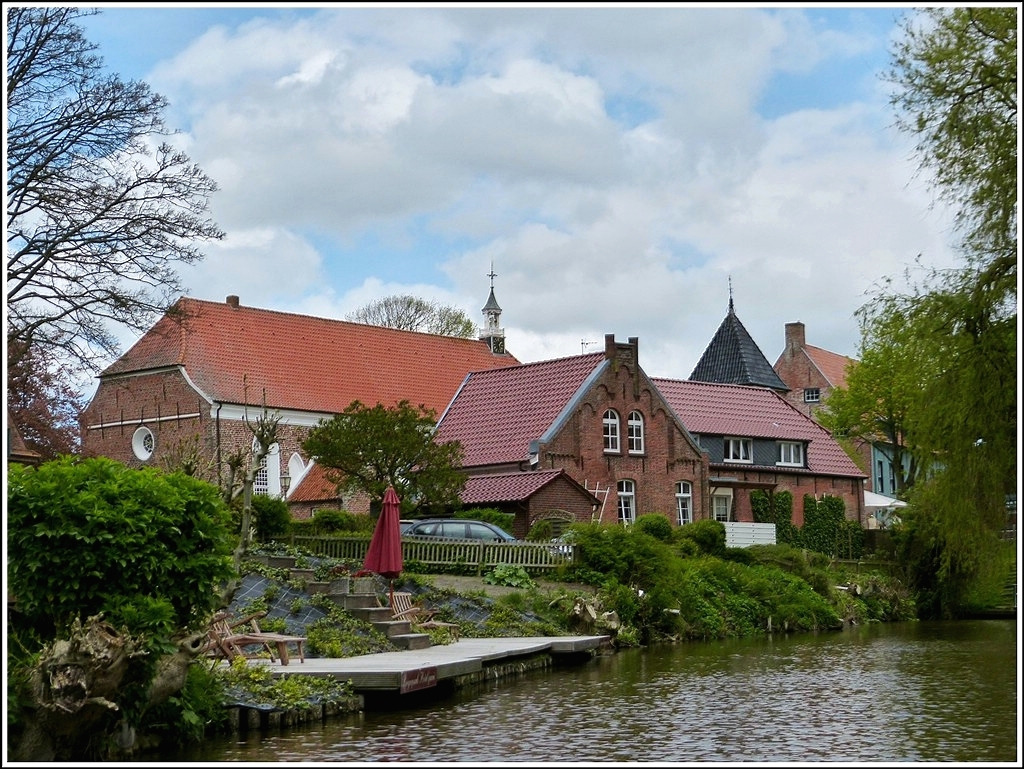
(6, 7, 223, 373)
(301, 400, 466, 515)
(887, 7, 1017, 267)
(819, 304, 932, 494)
(6, 338, 84, 458)
(346, 294, 476, 337)
(875, 7, 1018, 618)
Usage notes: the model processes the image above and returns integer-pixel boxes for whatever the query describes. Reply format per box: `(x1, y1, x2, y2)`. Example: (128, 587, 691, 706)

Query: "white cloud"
(124, 6, 960, 381)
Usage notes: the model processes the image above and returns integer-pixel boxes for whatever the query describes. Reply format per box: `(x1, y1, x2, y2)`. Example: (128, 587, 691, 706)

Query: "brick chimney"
(784, 322, 805, 355)
(226, 295, 240, 308)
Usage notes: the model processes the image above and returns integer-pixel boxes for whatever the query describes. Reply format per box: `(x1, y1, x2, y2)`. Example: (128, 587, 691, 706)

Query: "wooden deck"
(241, 635, 611, 694)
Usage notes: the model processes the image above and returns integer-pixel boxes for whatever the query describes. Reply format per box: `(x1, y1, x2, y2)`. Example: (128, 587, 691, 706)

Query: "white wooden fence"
(723, 522, 777, 548)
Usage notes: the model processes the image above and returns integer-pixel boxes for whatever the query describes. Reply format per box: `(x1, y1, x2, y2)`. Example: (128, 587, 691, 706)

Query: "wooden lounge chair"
(207, 610, 306, 666)
(389, 591, 437, 623)
(388, 592, 461, 640)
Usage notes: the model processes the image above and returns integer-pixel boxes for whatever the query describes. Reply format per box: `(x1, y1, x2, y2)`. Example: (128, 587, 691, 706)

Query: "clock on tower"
(490, 336, 505, 354)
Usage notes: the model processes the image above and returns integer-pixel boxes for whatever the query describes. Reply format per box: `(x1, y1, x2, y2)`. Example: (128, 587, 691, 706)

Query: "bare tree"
(5, 7, 224, 372)
(346, 294, 476, 337)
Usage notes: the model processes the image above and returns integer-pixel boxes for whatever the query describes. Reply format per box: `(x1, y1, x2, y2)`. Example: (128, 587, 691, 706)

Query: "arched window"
(617, 480, 636, 525)
(627, 411, 645, 454)
(675, 481, 692, 525)
(132, 426, 155, 461)
(603, 409, 620, 453)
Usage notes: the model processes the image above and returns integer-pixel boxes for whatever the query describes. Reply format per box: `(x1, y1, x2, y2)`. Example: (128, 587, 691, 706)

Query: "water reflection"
(173, 621, 1017, 763)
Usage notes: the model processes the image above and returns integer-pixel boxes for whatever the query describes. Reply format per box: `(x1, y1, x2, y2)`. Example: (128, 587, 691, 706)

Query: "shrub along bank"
(147, 517, 914, 755)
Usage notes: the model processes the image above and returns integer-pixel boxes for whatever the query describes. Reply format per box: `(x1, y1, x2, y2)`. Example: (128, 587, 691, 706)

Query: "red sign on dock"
(400, 666, 438, 693)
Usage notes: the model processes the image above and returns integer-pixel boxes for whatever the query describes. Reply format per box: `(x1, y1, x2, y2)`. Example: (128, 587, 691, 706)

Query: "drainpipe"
(215, 402, 223, 490)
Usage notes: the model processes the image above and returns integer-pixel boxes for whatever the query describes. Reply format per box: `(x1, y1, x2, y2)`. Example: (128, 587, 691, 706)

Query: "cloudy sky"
(77, 3, 960, 380)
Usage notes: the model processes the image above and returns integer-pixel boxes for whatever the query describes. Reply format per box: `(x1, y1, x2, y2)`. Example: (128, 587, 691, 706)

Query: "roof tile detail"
(461, 469, 591, 504)
(689, 304, 789, 391)
(435, 353, 605, 468)
(802, 343, 855, 389)
(101, 297, 519, 417)
(654, 378, 864, 478)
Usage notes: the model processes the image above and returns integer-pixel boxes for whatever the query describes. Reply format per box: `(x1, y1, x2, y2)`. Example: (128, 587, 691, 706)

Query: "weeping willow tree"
(871, 7, 1017, 618)
(863, 268, 1016, 617)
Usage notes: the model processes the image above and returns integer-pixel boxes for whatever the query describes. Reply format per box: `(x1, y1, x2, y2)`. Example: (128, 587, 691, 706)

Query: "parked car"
(399, 520, 416, 534)
(403, 519, 516, 542)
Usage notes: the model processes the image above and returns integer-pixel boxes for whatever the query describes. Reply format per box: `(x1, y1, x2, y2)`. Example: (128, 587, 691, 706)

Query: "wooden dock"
(249, 635, 611, 694)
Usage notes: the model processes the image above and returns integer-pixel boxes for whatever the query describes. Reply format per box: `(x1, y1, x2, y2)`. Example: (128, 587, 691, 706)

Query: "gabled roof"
(690, 299, 789, 391)
(287, 461, 338, 503)
(6, 410, 42, 466)
(802, 343, 855, 389)
(99, 296, 519, 416)
(435, 352, 606, 468)
(653, 378, 864, 478)
(461, 469, 600, 506)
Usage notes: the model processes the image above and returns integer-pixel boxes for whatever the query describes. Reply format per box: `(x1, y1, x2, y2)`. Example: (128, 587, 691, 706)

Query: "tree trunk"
(10, 615, 207, 761)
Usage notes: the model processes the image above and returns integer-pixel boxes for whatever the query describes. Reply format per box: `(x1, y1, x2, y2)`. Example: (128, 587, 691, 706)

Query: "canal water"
(174, 620, 1018, 763)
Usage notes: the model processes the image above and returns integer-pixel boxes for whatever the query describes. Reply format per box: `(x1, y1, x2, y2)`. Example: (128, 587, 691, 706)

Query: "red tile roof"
(461, 469, 599, 505)
(287, 461, 340, 503)
(802, 344, 855, 389)
(101, 297, 519, 417)
(653, 378, 864, 478)
(435, 352, 606, 468)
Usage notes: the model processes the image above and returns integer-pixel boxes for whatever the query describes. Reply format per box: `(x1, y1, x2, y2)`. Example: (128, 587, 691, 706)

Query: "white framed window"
(617, 480, 636, 525)
(251, 439, 281, 496)
(724, 437, 752, 463)
(603, 410, 620, 453)
(627, 411, 645, 455)
(804, 388, 820, 403)
(675, 481, 692, 525)
(777, 441, 804, 467)
(712, 494, 732, 522)
(132, 426, 155, 461)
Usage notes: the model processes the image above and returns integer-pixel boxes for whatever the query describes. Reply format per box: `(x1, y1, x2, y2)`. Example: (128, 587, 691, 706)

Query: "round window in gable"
(132, 426, 155, 461)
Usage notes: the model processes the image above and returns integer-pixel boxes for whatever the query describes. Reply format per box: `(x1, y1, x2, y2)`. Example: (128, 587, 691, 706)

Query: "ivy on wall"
(750, 490, 799, 546)
(752, 490, 864, 559)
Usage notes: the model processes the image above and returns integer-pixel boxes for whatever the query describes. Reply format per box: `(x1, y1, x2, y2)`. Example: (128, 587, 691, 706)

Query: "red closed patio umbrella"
(363, 486, 404, 603)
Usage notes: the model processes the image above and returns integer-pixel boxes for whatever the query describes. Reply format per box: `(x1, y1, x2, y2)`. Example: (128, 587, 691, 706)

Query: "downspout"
(215, 402, 223, 490)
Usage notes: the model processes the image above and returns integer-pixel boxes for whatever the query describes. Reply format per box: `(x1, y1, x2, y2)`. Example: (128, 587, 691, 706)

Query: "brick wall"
(536, 338, 710, 527)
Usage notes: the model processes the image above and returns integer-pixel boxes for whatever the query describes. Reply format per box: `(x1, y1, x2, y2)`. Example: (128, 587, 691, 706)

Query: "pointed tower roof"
(689, 295, 789, 391)
(482, 286, 501, 313)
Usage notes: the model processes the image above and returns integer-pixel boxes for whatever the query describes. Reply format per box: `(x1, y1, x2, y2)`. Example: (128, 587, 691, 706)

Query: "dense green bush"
(7, 456, 235, 636)
(289, 509, 375, 536)
(525, 519, 555, 541)
(634, 513, 673, 542)
(674, 518, 726, 557)
(455, 507, 515, 533)
(565, 523, 676, 591)
(137, 661, 229, 746)
(249, 495, 293, 541)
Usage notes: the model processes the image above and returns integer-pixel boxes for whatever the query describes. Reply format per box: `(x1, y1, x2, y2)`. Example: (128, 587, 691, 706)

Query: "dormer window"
(603, 410, 620, 453)
(778, 441, 805, 467)
(627, 411, 645, 455)
(724, 437, 752, 463)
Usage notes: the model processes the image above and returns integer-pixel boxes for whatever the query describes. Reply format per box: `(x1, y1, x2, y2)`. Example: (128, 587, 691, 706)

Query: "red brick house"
(652, 379, 867, 527)
(79, 293, 518, 516)
(771, 321, 903, 499)
(435, 335, 712, 534)
(772, 321, 853, 420)
(684, 300, 868, 524)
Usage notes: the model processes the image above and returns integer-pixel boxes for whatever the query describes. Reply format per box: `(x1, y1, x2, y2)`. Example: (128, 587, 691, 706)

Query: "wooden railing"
(288, 535, 573, 575)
